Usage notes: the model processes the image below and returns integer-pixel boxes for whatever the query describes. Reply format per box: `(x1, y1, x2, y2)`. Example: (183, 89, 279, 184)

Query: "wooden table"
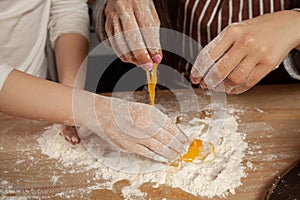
(0, 84, 300, 199)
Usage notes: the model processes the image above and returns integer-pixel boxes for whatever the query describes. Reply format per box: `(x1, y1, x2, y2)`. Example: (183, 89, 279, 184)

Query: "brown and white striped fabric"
(179, 0, 298, 47)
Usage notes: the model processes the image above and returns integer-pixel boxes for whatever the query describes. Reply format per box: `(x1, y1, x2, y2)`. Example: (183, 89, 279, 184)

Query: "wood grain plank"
(0, 84, 299, 199)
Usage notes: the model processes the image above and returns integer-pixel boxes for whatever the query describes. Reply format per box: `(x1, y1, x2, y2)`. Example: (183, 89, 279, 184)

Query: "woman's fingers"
(190, 27, 236, 83)
(229, 64, 275, 94)
(104, 0, 162, 69)
(191, 11, 300, 94)
(134, 0, 162, 63)
(213, 55, 260, 92)
(106, 16, 135, 63)
(119, 14, 153, 68)
(224, 56, 259, 91)
(202, 43, 246, 88)
(106, 14, 153, 70)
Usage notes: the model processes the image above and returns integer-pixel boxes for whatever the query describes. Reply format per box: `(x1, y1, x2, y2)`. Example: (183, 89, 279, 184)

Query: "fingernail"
(71, 136, 80, 144)
(143, 62, 153, 71)
(190, 75, 201, 84)
(152, 54, 162, 63)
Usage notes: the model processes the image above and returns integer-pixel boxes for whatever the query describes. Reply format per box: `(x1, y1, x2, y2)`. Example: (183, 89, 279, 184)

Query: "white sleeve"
(0, 62, 14, 91)
(48, 0, 90, 49)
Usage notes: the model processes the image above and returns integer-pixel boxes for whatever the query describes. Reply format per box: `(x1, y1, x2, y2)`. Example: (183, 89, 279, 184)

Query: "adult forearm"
(0, 70, 75, 126)
(55, 33, 89, 87)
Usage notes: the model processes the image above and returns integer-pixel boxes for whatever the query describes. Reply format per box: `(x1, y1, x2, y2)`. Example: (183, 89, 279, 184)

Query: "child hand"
(75, 92, 189, 162)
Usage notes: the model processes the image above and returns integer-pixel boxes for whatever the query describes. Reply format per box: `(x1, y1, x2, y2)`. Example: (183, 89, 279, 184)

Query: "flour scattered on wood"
(36, 109, 248, 199)
(121, 185, 147, 200)
(50, 175, 60, 185)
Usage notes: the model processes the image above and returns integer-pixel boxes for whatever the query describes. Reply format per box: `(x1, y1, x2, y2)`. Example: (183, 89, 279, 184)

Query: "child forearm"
(54, 33, 89, 143)
(55, 33, 89, 87)
(0, 70, 75, 126)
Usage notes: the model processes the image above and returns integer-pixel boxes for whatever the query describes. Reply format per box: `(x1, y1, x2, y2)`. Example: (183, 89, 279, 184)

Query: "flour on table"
(0, 197, 27, 200)
(121, 185, 147, 200)
(50, 175, 60, 185)
(35, 109, 248, 199)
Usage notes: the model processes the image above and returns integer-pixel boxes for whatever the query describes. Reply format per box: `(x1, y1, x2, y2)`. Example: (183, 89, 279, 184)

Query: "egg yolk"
(146, 63, 158, 106)
(169, 139, 215, 167)
(180, 139, 203, 162)
(145, 65, 214, 166)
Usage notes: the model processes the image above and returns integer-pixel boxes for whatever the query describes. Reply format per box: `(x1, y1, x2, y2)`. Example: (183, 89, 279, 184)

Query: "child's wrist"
(71, 89, 97, 128)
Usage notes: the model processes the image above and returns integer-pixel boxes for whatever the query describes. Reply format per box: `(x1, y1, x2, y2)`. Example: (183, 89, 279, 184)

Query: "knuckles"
(226, 24, 278, 68)
(114, 0, 124, 11)
(263, 55, 277, 67)
(224, 23, 244, 37)
(243, 80, 255, 89)
(227, 75, 244, 86)
(106, 1, 131, 20)
(240, 33, 255, 47)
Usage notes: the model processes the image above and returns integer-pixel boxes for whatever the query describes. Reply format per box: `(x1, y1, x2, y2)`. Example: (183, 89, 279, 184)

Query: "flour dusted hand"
(104, 0, 162, 70)
(96, 96, 189, 162)
(75, 91, 189, 162)
(191, 10, 300, 94)
(59, 125, 80, 145)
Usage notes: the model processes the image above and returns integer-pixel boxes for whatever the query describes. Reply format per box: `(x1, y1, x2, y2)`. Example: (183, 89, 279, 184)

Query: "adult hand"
(77, 93, 189, 163)
(191, 10, 300, 94)
(104, 0, 162, 70)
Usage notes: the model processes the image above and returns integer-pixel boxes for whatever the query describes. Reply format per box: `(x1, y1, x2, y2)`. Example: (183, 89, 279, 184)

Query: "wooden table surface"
(0, 84, 300, 199)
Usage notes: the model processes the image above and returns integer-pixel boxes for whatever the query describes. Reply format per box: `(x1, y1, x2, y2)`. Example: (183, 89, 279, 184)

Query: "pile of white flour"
(37, 110, 248, 199)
